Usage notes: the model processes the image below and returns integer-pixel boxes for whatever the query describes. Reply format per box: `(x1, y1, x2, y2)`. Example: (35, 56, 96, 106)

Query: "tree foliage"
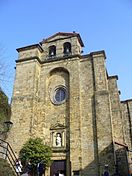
(0, 158, 16, 176)
(19, 138, 52, 169)
(0, 89, 11, 134)
(0, 88, 11, 121)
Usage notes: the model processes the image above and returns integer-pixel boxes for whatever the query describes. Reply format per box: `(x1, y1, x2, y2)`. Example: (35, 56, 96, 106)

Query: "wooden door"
(50, 160, 66, 176)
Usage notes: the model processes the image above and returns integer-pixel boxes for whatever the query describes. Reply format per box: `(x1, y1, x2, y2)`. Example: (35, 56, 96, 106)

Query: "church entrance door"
(50, 160, 66, 176)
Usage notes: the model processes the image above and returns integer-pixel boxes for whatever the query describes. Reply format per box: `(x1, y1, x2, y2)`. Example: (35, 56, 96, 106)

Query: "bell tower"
(40, 32, 84, 60)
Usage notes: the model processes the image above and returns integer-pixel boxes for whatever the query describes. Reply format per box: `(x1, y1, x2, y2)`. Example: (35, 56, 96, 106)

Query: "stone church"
(7, 32, 132, 176)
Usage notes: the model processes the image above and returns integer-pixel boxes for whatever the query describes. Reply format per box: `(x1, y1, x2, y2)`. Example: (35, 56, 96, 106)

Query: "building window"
(54, 87, 67, 104)
(63, 42, 71, 55)
(49, 45, 56, 57)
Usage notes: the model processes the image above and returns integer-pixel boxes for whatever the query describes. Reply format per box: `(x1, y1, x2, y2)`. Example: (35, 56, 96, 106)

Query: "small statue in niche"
(56, 133, 62, 147)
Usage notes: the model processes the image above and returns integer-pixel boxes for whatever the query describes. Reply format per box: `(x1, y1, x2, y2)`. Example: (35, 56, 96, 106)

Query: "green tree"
(0, 158, 16, 176)
(19, 138, 52, 174)
(0, 89, 11, 135)
(0, 89, 11, 121)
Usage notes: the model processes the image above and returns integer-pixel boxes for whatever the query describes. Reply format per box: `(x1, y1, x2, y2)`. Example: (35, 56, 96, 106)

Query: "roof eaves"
(16, 44, 43, 53)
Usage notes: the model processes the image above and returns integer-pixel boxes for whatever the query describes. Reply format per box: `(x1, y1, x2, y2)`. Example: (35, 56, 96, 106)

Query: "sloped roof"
(40, 32, 84, 47)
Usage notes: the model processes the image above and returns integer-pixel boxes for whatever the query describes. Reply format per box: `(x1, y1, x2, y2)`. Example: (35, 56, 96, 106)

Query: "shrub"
(19, 138, 52, 174)
(0, 88, 11, 121)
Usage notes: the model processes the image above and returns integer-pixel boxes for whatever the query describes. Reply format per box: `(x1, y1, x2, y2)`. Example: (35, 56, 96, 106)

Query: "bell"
(51, 51, 54, 56)
(66, 48, 69, 53)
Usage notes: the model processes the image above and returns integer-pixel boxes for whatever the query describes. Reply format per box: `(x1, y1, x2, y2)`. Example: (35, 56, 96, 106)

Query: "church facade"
(7, 32, 132, 176)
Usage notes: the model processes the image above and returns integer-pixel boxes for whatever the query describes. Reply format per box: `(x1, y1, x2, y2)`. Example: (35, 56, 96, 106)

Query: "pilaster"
(91, 51, 115, 175)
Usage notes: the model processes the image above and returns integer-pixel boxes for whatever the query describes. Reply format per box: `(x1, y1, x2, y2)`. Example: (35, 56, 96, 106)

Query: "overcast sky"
(0, 0, 132, 101)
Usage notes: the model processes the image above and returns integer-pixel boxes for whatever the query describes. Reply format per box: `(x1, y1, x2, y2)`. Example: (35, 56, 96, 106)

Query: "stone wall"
(7, 33, 131, 176)
(121, 100, 132, 175)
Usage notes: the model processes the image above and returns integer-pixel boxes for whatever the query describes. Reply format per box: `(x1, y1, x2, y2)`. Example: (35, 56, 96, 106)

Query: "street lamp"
(0, 121, 13, 134)
(4, 121, 13, 132)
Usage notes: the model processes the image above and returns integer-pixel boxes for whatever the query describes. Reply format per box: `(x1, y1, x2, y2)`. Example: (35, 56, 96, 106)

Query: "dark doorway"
(50, 160, 66, 176)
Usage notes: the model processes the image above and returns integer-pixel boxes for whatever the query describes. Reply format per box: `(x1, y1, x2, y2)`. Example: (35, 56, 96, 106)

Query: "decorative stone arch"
(49, 67, 69, 77)
(47, 67, 70, 105)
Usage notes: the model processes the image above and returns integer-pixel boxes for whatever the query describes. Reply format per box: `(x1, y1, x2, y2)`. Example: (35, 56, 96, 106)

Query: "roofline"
(40, 32, 84, 47)
(114, 141, 128, 148)
(90, 50, 106, 59)
(16, 44, 43, 53)
(108, 75, 118, 80)
(121, 99, 132, 103)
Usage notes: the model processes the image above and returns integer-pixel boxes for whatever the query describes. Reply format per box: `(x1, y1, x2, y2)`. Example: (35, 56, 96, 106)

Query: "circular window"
(53, 87, 67, 104)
